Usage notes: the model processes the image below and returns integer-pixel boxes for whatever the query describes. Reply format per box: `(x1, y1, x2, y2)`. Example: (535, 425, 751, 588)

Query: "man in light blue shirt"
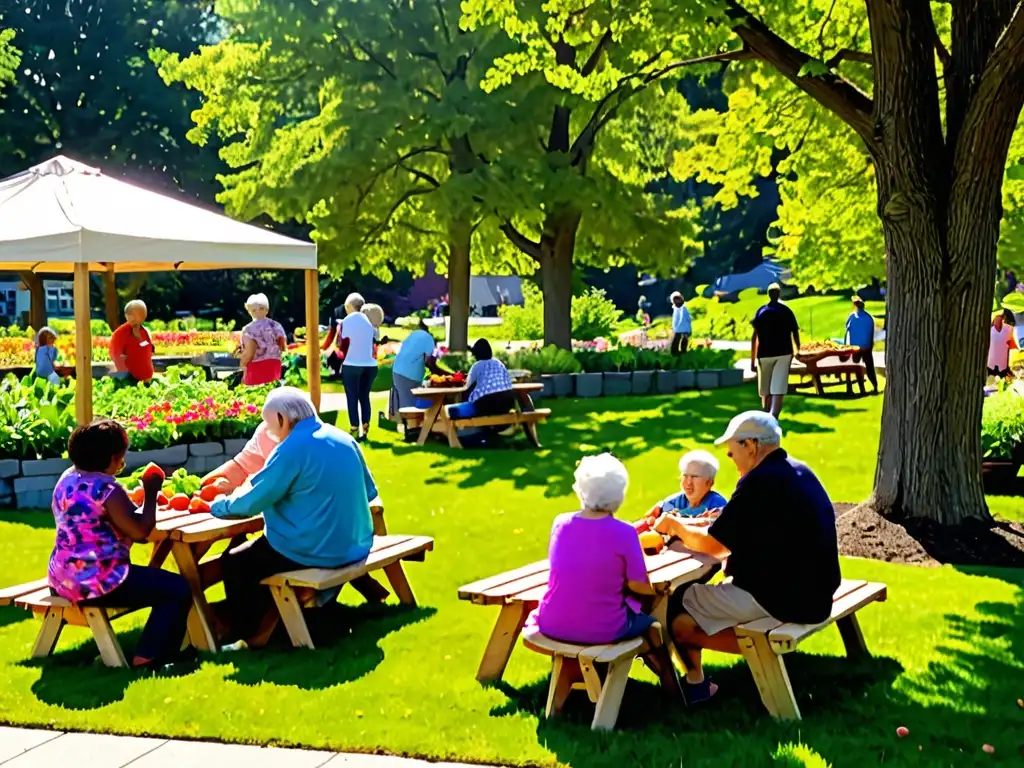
(670, 291, 692, 355)
(210, 388, 376, 645)
(845, 296, 878, 393)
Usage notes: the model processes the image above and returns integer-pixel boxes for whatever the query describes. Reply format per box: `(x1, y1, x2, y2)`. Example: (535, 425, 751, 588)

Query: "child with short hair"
(529, 453, 684, 701)
(34, 326, 60, 385)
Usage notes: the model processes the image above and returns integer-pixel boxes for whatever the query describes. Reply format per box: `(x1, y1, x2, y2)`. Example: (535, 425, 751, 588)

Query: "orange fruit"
(168, 494, 191, 511)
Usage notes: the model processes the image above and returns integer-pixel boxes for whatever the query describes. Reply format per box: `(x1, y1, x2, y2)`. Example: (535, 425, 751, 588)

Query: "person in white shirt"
(988, 311, 1017, 378)
(340, 293, 378, 441)
(670, 292, 692, 355)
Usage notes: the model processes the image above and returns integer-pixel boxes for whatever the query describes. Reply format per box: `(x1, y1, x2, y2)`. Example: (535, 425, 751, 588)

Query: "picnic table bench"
(792, 349, 868, 396)
(401, 382, 549, 448)
(0, 497, 434, 665)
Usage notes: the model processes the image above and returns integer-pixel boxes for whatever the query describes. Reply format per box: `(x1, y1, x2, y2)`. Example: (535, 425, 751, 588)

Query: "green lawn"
(0, 388, 1021, 767)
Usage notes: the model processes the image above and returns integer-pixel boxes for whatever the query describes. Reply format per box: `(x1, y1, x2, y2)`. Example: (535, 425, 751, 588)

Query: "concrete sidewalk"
(0, 727, 492, 768)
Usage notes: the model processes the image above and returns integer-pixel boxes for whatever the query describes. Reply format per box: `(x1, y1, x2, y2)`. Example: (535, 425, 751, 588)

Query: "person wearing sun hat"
(654, 410, 840, 705)
(750, 282, 800, 418)
(845, 295, 879, 393)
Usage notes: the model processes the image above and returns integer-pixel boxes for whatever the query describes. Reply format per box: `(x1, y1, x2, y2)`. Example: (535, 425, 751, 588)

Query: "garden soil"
(836, 503, 1024, 568)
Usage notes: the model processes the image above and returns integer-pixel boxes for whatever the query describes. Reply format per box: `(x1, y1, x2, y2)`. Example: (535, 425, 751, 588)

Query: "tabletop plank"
(172, 514, 263, 543)
(458, 559, 550, 601)
(411, 382, 544, 398)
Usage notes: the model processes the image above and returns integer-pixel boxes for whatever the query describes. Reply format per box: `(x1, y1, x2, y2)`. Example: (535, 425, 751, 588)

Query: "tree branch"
(357, 43, 397, 79)
(726, 1, 876, 149)
(825, 48, 872, 68)
(434, 0, 452, 45)
(499, 221, 542, 261)
(398, 162, 441, 188)
(580, 29, 613, 77)
(366, 187, 438, 241)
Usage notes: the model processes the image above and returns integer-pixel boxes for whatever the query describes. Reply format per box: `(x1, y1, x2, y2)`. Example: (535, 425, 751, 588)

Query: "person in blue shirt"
(209, 387, 377, 647)
(844, 296, 878, 393)
(669, 292, 692, 355)
(388, 318, 445, 439)
(643, 450, 728, 527)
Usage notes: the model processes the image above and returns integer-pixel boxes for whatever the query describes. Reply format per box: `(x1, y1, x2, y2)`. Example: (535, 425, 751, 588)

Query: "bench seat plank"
(262, 535, 433, 591)
(0, 579, 49, 606)
(767, 582, 885, 653)
(458, 560, 550, 602)
(448, 409, 551, 429)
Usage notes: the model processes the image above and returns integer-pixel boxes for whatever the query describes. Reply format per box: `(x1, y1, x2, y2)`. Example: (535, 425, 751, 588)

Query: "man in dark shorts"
(751, 283, 800, 418)
(653, 411, 840, 705)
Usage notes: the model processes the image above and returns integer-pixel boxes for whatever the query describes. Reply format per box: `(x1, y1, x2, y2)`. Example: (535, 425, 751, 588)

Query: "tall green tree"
(461, 1, 706, 347)
(157, 0, 531, 351)
(0, 28, 19, 91)
(668, 1, 1024, 525)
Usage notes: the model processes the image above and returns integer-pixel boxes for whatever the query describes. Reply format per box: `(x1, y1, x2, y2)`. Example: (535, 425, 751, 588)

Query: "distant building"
(0, 275, 74, 324)
(408, 261, 523, 317)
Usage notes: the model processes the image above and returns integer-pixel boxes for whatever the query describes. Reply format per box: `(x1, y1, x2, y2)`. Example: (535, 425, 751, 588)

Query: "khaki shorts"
(757, 354, 793, 397)
(681, 582, 771, 636)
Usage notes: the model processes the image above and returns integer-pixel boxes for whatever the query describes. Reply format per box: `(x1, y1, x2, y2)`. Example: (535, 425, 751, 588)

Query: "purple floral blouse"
(48, 469, 131, 601)
(241, 318, 286, 364)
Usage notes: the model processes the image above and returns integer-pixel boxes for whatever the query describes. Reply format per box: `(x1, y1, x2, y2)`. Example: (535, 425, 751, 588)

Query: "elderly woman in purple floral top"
(48, 420, 193, 670)
(240, 292, 287, 386)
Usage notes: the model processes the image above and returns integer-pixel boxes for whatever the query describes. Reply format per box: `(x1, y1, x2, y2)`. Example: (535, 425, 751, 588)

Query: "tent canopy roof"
(0, 156, 316, 273)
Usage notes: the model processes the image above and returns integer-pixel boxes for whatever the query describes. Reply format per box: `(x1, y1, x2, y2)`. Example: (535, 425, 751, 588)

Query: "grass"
(1, 388, 1022, 767)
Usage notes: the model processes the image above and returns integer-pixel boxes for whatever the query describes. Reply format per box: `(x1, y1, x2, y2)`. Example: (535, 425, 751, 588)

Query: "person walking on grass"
(845, 296, 879, 394)
(750, 283, 800, 419)
(670, 292, 692, 355)
(339, 293, 378, 442)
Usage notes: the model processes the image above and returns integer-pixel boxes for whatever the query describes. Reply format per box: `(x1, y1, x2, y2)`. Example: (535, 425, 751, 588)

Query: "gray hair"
(345, 293, 365, 312)
(361, 303, 384, 327)
(679, 450, 719, 479)
(573, 453, 629, 513)
(124, 299, 147, 315)
(262, 386, 317, 426)
(245, 293, 270, 311)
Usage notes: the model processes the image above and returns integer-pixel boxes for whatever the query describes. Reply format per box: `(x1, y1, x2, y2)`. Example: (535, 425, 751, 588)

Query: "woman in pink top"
(239, 293, 287, 386)
(988, 311, 1017, 378)
(528, 454, 684, 702)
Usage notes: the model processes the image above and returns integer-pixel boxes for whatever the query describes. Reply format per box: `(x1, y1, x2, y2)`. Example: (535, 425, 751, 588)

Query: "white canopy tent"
(0, 156, 322, 423)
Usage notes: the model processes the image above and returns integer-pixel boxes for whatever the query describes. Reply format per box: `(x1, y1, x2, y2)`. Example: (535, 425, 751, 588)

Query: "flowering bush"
(0, 331, 237, 367)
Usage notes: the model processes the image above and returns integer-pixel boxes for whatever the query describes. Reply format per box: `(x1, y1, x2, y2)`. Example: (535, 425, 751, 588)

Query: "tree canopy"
(0, 28, 19, 91)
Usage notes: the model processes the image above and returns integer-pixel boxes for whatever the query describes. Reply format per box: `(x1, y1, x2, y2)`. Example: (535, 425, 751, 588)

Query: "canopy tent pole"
(73, 263, 93, 425)
(305, 269, 321, 412)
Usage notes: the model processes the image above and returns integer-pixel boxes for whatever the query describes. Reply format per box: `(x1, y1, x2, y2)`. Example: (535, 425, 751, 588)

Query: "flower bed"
(0, 331, 238, 367)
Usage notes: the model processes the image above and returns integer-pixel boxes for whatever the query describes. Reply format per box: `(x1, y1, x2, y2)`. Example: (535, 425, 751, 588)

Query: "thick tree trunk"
(17, 271, 46, 331)
(540, 210, 580, 349)
(447, 218, 472, 352)
(103, 268, 120, 332)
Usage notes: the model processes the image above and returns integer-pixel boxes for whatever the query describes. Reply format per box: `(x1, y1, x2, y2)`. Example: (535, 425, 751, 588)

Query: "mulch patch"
(836, 503, 1024, 568)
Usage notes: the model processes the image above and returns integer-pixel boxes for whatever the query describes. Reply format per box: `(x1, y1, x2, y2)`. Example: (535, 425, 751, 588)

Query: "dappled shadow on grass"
(0, 510, 54, 530)
(23, 602, 436, 709)
(0, 606, 31, 629)
(385, 389, 858, 498)
(225, 601, 436, 691)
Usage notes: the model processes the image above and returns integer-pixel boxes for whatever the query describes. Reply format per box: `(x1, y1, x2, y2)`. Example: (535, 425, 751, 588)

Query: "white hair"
(345, 293, 365, 312)
(361, 303, 384, 327)
(573, 453, 629, 513)
(245, 293, 270, 311)
(262, 386, 317, 426)
(679, 450, 719, 479)
(124, 300, 147, 315)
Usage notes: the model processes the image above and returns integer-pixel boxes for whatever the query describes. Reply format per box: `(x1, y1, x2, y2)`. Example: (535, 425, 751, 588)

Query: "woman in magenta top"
(239, 292, 287, 386)
(48, 420, 192, 669)
(529, 453, 684, 702)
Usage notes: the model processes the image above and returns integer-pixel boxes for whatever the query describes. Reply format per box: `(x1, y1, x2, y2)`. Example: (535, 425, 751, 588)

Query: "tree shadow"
(224, 601, 437, 690)
(22, 602, 436, 709)
(0, 510, 54, 530)
(385, 391, 857, 497)
(0, 606, 31, 629)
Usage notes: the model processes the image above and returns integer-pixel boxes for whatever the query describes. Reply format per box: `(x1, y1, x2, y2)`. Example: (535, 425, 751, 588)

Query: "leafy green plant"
(0, 375, 76, 460)
(608, 346, 638, 372)
(508, 345, 581, 375)
(981, 389, 1024, 461)
(497, 283, 545, 341)
(571, 288, 622, 341)
(574, 349, 614, 374)
(676, 347, 737, 371)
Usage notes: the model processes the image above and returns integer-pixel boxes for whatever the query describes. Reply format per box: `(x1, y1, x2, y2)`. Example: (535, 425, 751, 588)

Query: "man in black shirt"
(751, 283, 800, 418)
(654, 411, 840, 705)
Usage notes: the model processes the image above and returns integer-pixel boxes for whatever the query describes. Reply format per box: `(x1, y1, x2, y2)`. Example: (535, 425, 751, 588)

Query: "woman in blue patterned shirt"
(449, 339, 515, 420)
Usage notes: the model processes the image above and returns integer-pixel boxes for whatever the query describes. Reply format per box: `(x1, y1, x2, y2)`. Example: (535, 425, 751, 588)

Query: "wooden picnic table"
(146, 497, 384, 652)
(409, 381, 544, 447)
(458, 544, 717, 682)
(793, 347, 867, 396)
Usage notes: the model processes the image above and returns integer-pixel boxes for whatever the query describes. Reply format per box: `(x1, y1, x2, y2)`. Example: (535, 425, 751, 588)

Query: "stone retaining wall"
(0, 438, 250, 510)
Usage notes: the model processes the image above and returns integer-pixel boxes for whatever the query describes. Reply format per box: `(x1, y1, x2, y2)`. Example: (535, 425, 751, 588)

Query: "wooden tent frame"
(70, 263, 321, 424)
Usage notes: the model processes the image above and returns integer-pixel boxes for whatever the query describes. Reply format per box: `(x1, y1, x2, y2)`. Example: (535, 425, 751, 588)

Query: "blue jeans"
(83, 565, 192, 662)
(447, 401, 477, 419)
(342, 364, 377, 428)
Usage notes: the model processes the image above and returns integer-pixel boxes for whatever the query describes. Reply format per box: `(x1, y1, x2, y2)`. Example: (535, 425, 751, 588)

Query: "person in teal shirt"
(210, 387, 376, 646)
(844, 296, 878, 393)
(388, 318, 445, 437)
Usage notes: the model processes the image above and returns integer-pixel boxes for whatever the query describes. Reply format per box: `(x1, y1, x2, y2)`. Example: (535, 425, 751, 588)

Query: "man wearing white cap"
(669, 291, 691, 355)
(653, 411, 840, 704)
(751, 283, 800, 418)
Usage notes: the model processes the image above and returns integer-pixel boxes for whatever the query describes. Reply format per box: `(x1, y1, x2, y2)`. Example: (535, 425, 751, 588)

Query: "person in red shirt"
(108, 300, 155, 383)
